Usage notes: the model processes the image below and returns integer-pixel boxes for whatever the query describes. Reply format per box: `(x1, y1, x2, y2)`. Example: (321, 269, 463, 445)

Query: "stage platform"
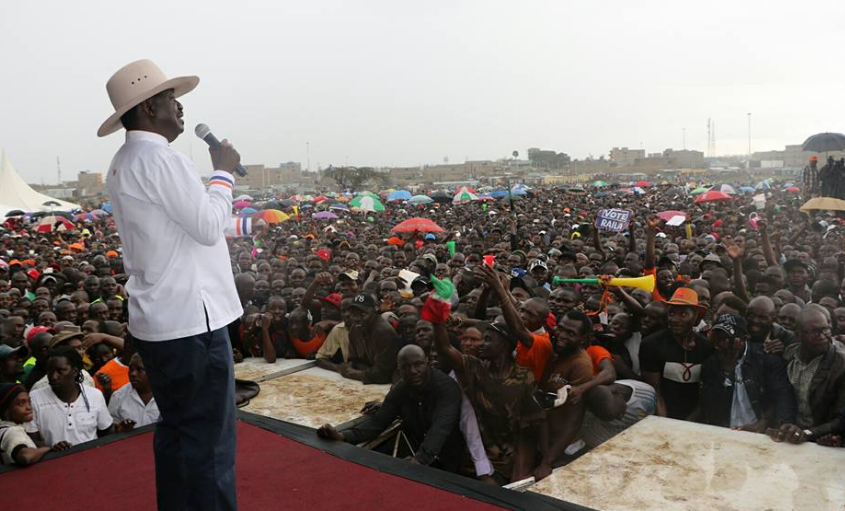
(0, 411, 581, 511)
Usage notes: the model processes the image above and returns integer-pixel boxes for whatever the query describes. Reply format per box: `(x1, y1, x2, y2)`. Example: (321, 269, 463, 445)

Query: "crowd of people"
(2, 174, 844, 487)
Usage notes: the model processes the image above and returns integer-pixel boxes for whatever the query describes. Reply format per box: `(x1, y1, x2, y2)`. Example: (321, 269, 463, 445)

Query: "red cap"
(316, 249, 331, 261)
(318, 293, 343, 308)
(26, 326, 52, 345)
(26, 269, 40, 281)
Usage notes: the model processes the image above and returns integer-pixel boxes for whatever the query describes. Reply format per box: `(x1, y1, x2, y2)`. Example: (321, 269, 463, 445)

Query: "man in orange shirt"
(475, 265, 553, 381)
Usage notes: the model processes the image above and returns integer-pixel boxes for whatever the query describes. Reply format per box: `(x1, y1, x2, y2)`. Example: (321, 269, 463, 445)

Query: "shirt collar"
(126, 130, 169, 146)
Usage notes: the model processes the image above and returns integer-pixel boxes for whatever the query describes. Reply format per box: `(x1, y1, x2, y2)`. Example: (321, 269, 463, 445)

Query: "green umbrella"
(349, 195, 384, 212)
(691, 187, 710, 195)
(592, 180, 608, 187)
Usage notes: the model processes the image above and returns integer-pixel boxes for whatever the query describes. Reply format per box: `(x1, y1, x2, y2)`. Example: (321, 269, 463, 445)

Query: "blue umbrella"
(754, 180, 771, 190)
(739, 186, 755, 193)
(329, 203, 350, 211)
(102, 203, 113, 213)
(511, 184, 530, 196)
(387, 190, 412, 201)
(489, 190, 509, 198)
(240, 207, 258, 215)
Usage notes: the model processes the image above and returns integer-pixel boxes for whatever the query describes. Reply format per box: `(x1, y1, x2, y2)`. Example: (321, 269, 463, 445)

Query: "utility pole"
(747, 113, 752, 160)
(306, 141, 310, 172)
(56, 156, 61, 185)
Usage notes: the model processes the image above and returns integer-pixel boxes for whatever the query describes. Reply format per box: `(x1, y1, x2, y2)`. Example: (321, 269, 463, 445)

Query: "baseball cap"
(318, 293, 343, 308)
(421, 253, 438, 265)
(349, 293, 376, 311)
(529, 259, 548, 272)
(0, 344, 29, 360)
(711, 314, 747, 337)
(338, 270, 359, 281)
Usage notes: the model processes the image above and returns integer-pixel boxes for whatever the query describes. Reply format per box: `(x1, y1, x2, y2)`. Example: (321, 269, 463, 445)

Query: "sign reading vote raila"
(595, 209, 632, 232)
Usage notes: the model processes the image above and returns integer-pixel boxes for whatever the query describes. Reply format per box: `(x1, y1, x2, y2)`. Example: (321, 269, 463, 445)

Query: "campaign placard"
(595, 209, 632, 232)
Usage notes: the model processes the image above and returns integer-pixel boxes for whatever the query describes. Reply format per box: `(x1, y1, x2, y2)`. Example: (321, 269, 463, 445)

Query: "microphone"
(194, 123, 247, 177)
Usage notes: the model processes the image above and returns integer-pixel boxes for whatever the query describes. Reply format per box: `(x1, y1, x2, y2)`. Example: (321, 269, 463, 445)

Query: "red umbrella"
(636, 180, 653, 187)
(656, 210, 688, 222)
(391, 217, 445, 233)
(313, 195, 329, 203)
(785, 187, 800, 193)
(694, 191, 733, 204)
(36, 216, 74, 232)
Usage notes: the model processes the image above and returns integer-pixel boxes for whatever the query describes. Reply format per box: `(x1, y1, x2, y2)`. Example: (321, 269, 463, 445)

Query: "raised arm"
(644, 215, 662, 270)
(433, 322, 463, 373)
(477, 264, 534, 348)
(724, 238, 750, 303)
(302, 272, 333, 310)
(757, 220, 778, 267)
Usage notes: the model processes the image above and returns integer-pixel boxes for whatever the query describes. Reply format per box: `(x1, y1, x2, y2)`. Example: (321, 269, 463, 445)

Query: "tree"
(323, 166, 383, 192)
(527, 148, 571, 169)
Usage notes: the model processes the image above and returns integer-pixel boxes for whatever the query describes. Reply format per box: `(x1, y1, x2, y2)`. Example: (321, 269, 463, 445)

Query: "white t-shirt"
(108, 384, 160, 427)
(581, 379, 657, 449)
(25, 385, 113, 447)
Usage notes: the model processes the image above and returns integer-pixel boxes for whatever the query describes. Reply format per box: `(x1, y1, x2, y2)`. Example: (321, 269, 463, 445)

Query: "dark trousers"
(136, 327, 237, 511)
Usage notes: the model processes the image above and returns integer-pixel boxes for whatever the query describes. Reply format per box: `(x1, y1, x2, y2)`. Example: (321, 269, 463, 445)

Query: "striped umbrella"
(256, 209, 291, 223)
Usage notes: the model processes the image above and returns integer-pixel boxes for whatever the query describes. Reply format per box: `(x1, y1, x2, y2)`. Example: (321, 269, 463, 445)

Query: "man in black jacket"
(699, 314, 796, 431)
(746, 296, 796, 355)
(317, 344, 464, 471)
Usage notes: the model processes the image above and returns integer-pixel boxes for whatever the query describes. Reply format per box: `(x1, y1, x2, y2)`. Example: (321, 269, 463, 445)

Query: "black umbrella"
(430, 190, 451, 204)
(801, 132, 845, 153)
(5, 209, 25, 217)
(43, 200, 62, 207)
(261, 200, 283, 210)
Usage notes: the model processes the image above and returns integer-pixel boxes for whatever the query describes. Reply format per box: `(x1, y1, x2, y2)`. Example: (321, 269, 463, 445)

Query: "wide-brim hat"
(663, 287, 707, 310)
(98, 59, 199, 137)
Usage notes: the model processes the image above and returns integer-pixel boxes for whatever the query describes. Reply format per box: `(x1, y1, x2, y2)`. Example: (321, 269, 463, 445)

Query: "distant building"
(77, 171, 105, 196)
(609, 147, 645, 166)
(616, 149, 706, 174)
(238, 162, 306, 189)
(752, 144, 844, 170)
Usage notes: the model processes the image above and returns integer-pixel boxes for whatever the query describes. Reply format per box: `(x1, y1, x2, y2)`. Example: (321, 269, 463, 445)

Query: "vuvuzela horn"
(552, 274, 655, 293)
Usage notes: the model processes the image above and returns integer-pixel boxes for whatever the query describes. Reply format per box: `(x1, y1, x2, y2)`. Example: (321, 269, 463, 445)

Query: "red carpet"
(0, 421, 509, 511)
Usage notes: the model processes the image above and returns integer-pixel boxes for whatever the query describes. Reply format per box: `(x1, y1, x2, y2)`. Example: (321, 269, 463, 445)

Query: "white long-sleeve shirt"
(107, 130, 249, 341)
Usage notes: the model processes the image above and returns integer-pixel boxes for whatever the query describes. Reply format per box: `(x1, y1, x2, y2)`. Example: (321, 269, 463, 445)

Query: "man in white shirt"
(108, 353, 160, 427)
(25, 347, 119, 448)
(99, 59, 247, 511)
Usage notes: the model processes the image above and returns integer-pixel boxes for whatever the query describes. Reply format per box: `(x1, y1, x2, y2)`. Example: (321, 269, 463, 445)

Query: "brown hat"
(663, 288, 707, 310)
(49, 331, 84, 350)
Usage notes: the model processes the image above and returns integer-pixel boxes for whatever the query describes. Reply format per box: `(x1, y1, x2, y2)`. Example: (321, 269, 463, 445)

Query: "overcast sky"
(2, 0, 843, 183)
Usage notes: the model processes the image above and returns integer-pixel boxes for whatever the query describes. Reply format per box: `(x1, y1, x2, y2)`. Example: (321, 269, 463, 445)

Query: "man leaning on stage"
(99, 59, 257, 511)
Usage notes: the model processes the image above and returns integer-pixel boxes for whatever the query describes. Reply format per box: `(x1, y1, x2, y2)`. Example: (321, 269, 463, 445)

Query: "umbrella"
(785, 186, 801, 193)
(43, 200, 62, 208)
(234, 194, 253, 201)
(74, 213, 95, 222)
(240, 207, 258, 215)
(233, 200, 252, 209)
(5, 209, 25, 217)
(36, 215, 74, 232)
(754, 180, 771, 191)
(489, 190, 509, 199)
(349, 195, 384, 212)
(279, 199, 297, 207)
(511, 183, 531, 195)
(800, 197, 845, 212)
(261, 200, 283, 210)
(782, 182, 795, 188)
(632, 187, 646, 195)
(694, 191, 733, 204)
(691, 187, 710, 195)
(408, 195, 433, 205)
(567, 186, 588, 195)
(391, 217, 445, 233)
(656, 210, 688, 222)
(430, 191, 451, 203)
(91, 209, 108, 217)
(313, 211, 338, 220)
(713, 184, 737, 195)
(313, 195, 329, 203)
(636, 180, 653, 188)
(102, 203, 113, 213)
(453, 187, 478, 204)
(329, 203, 349, 211)
(256, 209, 291, 223)
(801, 132, 845, 153)
(592, 180, 608, 187)
(357, 191, 378, 198)
(739, 186, 756, 193)
(387, 190, 412, 202)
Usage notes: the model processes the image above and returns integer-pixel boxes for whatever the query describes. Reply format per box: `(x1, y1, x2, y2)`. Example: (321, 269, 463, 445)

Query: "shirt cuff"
(208, 170, 235, 193)
(225, 217, 253, 238)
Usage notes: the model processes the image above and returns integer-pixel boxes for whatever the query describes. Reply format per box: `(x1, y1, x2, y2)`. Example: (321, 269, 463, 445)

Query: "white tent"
(0, 150, 78, 217)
